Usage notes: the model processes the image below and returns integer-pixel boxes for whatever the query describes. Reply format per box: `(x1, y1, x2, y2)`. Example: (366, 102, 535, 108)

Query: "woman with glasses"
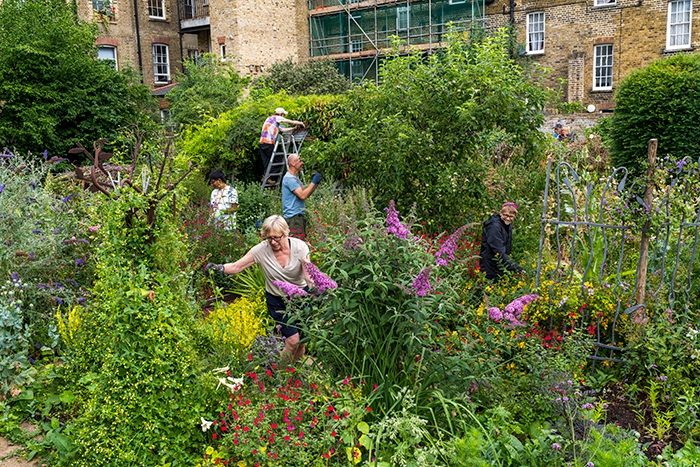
(205, 215, 312, 364)
(479, 201, 524, 281)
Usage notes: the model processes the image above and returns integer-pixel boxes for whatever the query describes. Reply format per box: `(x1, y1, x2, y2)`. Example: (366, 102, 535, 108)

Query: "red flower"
(366, 407, 372, 412)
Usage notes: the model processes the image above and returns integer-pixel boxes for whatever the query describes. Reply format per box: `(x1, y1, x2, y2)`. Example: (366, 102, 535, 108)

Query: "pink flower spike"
(272, 281, 308, 299)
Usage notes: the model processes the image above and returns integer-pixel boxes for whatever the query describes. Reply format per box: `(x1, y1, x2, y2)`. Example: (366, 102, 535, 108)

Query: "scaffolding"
(309, 0, 486, 81)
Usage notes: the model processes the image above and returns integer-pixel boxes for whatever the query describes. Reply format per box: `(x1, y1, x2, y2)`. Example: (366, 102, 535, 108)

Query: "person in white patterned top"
(208, 170, 238, 231)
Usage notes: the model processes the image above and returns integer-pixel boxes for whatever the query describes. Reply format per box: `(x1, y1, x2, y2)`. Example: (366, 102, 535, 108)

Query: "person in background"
(553, 123, 563, 139)
(559, 126, 573, 141)
(208, 169, 238, 231)
(259, 108, 304, 184)
(479, 201, 524, 281)
(282, 154, 321, 238)
(205, 215, 312, 364)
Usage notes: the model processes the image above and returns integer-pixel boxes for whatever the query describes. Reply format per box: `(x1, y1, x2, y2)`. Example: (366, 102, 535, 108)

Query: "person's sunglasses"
(266, 235, 284, 243)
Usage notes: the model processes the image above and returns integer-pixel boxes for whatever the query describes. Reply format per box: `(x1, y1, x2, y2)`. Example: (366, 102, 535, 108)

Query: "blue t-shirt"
(282, 172, 305, 218)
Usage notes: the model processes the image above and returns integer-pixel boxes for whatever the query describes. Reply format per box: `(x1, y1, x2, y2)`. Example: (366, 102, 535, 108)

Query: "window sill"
(663, 46, 694, 53)
(149, 16, 168, 21)
(527, 50, 545, 56)
(591, 3, 618, 9)
(590, 88, 613, 93)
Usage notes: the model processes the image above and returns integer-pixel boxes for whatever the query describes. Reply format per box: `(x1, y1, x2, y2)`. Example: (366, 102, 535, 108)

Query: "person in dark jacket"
(479, 202, 524, 281)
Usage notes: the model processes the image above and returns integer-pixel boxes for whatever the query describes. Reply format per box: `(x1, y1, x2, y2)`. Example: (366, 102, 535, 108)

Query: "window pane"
(527, 12, 545, 53)
(149, 0, 164, 18)
(152, 44, 170, 83)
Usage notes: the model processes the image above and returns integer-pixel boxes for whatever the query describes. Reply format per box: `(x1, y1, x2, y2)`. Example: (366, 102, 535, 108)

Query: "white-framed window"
(152, 44, 170, 84)
(593, 44, 613, 90)
(449, 0, 466, 5)
(148, 0, 165, 19)
(97, 45, 118, 68)
(594, 0, 616, 6)
(667, 0, 692, 49)
(397, 6, 409, 31)
(220, 44, 226, 61)
(350, 39, 362, 53)
(526, 12, 545, 54)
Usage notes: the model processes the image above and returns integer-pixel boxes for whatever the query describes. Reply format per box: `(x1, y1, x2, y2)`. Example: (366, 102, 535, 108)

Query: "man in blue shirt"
(281, 154, 322, 238)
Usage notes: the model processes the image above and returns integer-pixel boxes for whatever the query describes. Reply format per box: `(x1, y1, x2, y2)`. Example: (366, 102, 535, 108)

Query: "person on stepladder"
(282, 154, 321, 239)
(259, 107, 304, 185)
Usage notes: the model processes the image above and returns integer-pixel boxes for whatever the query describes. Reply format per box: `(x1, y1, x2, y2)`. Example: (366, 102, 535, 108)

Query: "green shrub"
(608, 53, 700, 174)
(62, 185, 210, 466)
(178, 92, 343, 182)
(303, 28, 553, 231)
(252, 58, 352, 96)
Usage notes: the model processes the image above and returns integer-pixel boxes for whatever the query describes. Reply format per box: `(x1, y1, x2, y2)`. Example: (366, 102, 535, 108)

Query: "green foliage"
(608, 53, 700, 174)
(302, 200, 469, 411)
(0, 154, 93, 348)
(303, 29, 553, 231)
(168, 54, 248, 130)
(57, 146, 210, 466)
(200, 291, 268, 366)
(0, 278, 35, 397)
(253, 58, 352, 96)
(178, 92, 343, 181)
(0, 0, 153, 158)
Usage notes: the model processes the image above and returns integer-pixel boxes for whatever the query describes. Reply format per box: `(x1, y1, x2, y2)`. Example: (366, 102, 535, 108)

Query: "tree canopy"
(304, 29, 555, 229)
(167, 53, 248, 131)
(252, 58, 352, 96)
(0, 0, 153, 158)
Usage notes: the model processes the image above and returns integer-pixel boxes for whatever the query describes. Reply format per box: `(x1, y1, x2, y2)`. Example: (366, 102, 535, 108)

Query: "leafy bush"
(0, 0, 153, 158)
(168, 53, 248, 131)
(303, 29, 553, 231)
(178, 92, 343, 182)
(61, 167, 210, 466)
(0, 153, 93, 349)
(253, 58, 352, 96)
(201, 291, 268, 366)
(608, 53, 700, 174)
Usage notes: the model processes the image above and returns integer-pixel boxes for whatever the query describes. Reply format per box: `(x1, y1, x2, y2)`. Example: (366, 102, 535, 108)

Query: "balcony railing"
(179, 0, 209, 21)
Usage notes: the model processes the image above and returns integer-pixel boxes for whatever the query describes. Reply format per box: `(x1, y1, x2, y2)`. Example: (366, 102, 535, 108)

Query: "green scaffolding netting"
(309, 0, 484, 59)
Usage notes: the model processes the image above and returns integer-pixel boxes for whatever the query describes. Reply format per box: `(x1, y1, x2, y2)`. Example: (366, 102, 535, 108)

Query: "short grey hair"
(261, 215, 290, 238)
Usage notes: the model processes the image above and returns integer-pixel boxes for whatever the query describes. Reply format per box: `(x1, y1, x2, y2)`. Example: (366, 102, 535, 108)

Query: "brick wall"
(79, 0, 182, 88)
(210, 0, 310, 77)
(486, 0, 700, 108)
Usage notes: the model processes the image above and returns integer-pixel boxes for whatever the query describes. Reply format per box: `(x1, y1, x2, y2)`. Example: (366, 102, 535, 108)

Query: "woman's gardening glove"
(204, 263, 224, 274)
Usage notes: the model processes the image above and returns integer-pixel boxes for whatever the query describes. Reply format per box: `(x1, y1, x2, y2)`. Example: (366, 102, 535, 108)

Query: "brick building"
(485, 0, 700, 110)
(82, 0, 699, 109)
(80, 0, 308, 88)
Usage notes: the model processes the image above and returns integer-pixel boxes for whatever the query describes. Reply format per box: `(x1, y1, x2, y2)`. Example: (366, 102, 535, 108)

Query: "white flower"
(200, 417, 213, 432)
(217, 376, 244, 392)
(213, 366, 230, 373)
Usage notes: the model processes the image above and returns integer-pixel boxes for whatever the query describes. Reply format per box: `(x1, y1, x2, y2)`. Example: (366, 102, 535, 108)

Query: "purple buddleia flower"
(62, 193, 76, 203)
(272, 281, 308, 299)
(28, 252, 35, 260)
(55, 297, 64, 305)
(0, 184, 5, 194)
(65, 278, 79, 287)
(303, 262, 338, 294)
(43, 150, 49, 160)
(37, 283, 49, 290)
(411, 267, 433, 296)
(75, 259, 86, 266)
(434, 224, 467, 267)
(504, 294, 540, 319)
(488, 307, 503, 320)
(32, 229, 42, 234)
(77, 297, 87, 306)
(384, 200, 411, 239)
(11, 272, 19, 283)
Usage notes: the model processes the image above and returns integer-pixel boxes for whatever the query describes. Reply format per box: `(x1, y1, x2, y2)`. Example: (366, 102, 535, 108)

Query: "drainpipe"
(176, 0, 184, 67)
(133, 0, 144, 83)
